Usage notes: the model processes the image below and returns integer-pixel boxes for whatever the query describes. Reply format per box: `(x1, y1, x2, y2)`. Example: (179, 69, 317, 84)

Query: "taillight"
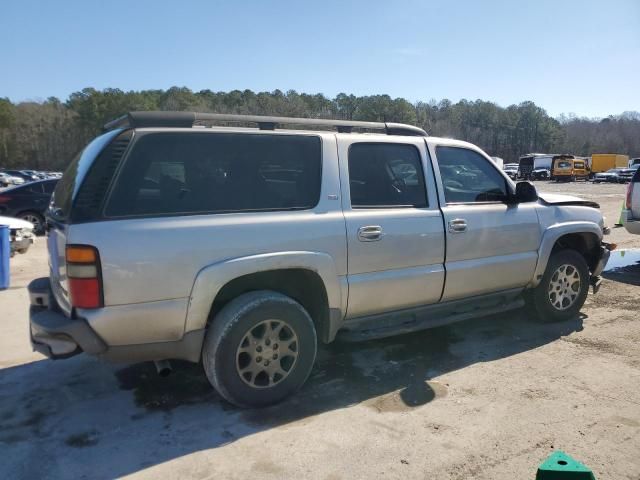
(66, 245, 103, 309)
(0, 195, 11, 203)
(627, 182, 634, 210)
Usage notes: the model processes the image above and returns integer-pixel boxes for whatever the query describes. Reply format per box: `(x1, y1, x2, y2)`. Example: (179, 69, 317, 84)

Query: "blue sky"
(2, 0, 639, 118)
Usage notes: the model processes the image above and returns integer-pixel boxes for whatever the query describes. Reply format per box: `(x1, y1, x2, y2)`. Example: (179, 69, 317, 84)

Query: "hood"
(537, 192, 600, 209)
(0, 215, 34, 230)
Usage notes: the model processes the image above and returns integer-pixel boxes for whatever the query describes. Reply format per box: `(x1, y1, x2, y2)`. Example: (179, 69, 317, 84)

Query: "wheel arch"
(185, 251, 346, 345)
(530, 222, 603, 287)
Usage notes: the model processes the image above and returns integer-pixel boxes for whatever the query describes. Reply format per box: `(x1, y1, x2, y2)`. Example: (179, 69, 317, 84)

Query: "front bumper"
(10, 233, 34, 255)
(589, 244, 611, 294)
(29, 277, 107, 359)
(592, 244, 611, 278)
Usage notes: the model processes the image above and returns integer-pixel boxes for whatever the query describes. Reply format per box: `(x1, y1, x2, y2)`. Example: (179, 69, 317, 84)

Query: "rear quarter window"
(51, 129, 123, 221)
(105, 132, 322, 217)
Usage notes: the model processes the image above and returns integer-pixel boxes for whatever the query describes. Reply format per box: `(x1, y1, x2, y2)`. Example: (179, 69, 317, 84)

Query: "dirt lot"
(1, 180, 639, 479)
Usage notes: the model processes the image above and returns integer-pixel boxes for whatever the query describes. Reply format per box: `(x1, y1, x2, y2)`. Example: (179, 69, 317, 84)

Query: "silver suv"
(29, 112, 611, 407)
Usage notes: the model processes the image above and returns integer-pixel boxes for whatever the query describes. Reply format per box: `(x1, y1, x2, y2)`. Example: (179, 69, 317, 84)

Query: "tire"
(18, 211, 45, 235)
(527, 249, 589, 322)
(202, 290, 317, 408)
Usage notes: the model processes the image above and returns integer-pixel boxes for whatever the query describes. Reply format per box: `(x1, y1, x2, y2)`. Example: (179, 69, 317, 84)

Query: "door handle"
(448, 218, 468, 233)
(358, 225, 383, 242)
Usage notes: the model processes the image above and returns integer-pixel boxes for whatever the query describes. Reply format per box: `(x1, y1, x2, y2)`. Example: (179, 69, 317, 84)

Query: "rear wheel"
(18, 211, 44, 235)
(527, 249, 589, 322)
(202, 290, 317, 408)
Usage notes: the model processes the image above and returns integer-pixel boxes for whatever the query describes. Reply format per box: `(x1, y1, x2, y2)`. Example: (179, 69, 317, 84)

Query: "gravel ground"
(1, 180, 639, 480)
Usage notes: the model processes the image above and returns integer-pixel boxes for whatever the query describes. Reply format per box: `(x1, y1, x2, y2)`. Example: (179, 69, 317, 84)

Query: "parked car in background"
(503, 163, 519, 179)
(2, 169, 38, 183)
(518, 153, 554, 179)
(593, 168, 623, 183)
(21, 169, 46, 180)
(628, 158, 640, 168)
(530, 168, 550, 180)
(616, 165, 640, 183)
(0, 172, 26, 187)
(623, 167, 640, 235)
(0, 215, 35, 256)
(28, 111, 610, 408)
(0, 179, 58, 234)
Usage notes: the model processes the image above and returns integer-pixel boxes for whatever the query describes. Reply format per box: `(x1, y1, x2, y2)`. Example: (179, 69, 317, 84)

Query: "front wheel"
(527, 249, 589, 322)
(202, 291, 317, 408)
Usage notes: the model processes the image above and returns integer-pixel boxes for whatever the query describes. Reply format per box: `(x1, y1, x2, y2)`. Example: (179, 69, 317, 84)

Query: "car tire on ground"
(527, 249, 589, 322)
(202, 290, 317, 408)
(18, 211, 45, 235)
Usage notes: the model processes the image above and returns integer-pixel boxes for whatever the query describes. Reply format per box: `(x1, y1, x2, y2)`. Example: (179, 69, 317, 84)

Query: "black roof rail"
(103, 111, 427, 137)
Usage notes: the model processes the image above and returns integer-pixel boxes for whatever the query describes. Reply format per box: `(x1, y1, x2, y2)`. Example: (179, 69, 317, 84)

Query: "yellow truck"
(590, 154, 629, 174)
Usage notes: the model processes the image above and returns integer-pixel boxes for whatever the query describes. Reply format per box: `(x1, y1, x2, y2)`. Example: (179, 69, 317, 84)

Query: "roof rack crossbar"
(103, 111, 427, 136)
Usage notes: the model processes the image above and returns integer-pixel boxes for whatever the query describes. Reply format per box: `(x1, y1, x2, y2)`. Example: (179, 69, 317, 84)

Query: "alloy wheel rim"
(236, 319, 299, 389)
(547, 264, 581, 311)
(22, 214, 41, 230)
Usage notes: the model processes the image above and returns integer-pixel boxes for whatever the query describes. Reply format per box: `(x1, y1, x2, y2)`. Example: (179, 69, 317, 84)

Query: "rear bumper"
(28, 277, 107, 359)
(28, 277, 203, 363)
(623, 210, 640, 235)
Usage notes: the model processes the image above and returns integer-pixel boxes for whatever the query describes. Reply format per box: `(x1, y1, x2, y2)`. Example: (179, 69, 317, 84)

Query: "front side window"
(105, 133, 322, 217)
(348, 143, 427, 208)
(436, 146, 508, 203)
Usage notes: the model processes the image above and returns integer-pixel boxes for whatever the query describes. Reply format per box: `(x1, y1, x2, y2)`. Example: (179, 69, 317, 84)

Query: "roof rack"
(103, 111, 427, 137)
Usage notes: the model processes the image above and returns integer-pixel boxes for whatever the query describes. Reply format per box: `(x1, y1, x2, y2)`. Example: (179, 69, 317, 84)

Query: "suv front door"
(430, 143, 540, 301)
(338, 136, 445, 318)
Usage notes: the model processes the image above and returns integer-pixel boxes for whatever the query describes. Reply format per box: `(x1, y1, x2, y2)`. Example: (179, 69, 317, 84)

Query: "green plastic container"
(536, 451, 596, 479)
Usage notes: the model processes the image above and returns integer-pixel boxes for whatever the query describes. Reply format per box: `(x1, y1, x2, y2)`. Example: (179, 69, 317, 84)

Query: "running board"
(337, 296, 525, 342)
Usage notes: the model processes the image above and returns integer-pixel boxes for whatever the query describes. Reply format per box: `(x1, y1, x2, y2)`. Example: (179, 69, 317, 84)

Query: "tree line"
(0, 87, 638, 171)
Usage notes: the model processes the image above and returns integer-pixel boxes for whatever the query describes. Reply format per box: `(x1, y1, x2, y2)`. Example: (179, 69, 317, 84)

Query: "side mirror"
(514, 181, 538, 203)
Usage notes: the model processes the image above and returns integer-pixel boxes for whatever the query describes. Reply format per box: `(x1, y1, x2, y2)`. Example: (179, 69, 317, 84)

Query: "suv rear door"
(429, 142, 540, 301)
(338, 135, 445, 318)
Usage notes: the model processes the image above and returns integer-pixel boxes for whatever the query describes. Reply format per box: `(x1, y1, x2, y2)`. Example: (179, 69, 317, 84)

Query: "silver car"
(0, 172, 25, 188)
(623, 168, 640, 235)
(29, 112, 611, 407)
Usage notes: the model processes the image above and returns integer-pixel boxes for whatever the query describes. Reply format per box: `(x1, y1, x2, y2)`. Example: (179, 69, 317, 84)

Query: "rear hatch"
(47, 129, 127, 315)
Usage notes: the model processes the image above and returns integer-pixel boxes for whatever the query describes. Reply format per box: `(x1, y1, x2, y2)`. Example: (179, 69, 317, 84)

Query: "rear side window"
(51, 129, 123, 221)
(105, 133, 322, 217)
(348, 143, 427, 208)
(26, 183, 45, 194)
